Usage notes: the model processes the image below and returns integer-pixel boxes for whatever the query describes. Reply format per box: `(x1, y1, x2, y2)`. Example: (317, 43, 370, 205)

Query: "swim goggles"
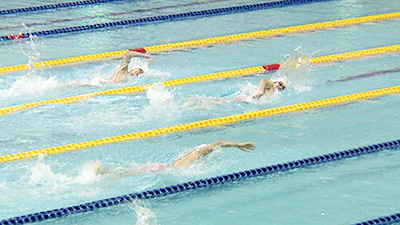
(276, 81, 286, 90)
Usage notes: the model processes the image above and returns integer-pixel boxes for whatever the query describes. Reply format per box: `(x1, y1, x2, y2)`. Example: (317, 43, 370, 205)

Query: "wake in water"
(20, 158, 103, 200)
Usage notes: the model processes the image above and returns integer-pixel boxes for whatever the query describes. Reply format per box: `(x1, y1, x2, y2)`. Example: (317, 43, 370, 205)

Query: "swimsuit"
(146, 163, 171, 172)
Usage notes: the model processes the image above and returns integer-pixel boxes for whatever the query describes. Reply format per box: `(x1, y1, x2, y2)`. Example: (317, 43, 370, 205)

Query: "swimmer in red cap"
(93, 141, 255, 178)
(111, 51, 153, 83)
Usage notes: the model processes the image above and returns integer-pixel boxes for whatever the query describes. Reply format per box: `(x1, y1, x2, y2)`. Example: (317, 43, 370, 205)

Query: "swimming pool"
(0, 0, 400, 224)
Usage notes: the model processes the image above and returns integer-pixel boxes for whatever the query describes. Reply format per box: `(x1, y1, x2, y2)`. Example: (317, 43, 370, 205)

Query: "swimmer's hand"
(236, 142, 255, 152)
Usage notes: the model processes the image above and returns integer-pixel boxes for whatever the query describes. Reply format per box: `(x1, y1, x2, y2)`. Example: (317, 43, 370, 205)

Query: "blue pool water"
(0, 0, 400, 224)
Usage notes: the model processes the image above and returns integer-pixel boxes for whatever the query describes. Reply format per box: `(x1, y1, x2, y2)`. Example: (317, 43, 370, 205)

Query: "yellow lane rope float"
(1, 44, 400, 116)
(0, 85, 399, 163)
(0, 11, 399, 74)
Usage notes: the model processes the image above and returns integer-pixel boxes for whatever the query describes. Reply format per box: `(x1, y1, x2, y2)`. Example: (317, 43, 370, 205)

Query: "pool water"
(0, 0, 399, 224)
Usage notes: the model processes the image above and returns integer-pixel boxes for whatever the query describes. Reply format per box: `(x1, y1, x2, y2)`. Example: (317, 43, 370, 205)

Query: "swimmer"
(184, 79, 286, 108)
(111, 51, 153, 83)
(93, 141, 255, 179)
(252, 79, 286, 99)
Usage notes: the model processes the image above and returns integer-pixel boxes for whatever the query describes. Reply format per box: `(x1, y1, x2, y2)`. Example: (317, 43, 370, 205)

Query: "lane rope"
(0, 85, 399, 164)
(1, 139, 398, 225)
(354, 213, 400, 225)
(1, 11, 399, 74)
(0, 0, 231, 31)
(0, 0, 332, 42)
(0, 0, 121, 16)
(1, 44, 399, 116)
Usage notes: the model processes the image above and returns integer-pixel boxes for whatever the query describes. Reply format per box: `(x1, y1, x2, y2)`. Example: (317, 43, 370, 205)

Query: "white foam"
(130, 200, 159, 225)
(0, 75, 59, 100)
(27, 161, 101, 187)
(142, 82, 177, 117)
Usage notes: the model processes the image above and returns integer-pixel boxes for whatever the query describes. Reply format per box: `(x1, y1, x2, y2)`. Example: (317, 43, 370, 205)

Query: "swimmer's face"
(274, 81, 286, 90)
(129, 68, 144, 76)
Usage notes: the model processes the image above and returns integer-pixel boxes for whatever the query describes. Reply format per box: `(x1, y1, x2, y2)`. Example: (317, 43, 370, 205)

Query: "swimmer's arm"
(171, 141, 255, 167)
(125, 51, 153, 59)
(253, 79, 274, 99)
(118, 51, 153, 67)
(111, 65, 129, 83)
(213, 141, 255, 152)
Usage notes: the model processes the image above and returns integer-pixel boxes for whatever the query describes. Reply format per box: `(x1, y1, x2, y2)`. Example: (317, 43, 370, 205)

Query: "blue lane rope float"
(1, 139, 398, 225)
(0, 0, 332, 41)
(354, 213, 400, 225)
(0, 0, 121, 16)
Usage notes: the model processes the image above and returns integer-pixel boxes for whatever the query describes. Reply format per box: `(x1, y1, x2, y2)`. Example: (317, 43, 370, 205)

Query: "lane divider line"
(0, 0, 231, 31)
(1, 11, 399, 74)
(1, 139, 398, 224)
(0, 0, 121, 16)
(354, 213, 400, 225)
(1, 44, 399, 116)
(0, 0, 332, 42)
(0, 85, 399, 163)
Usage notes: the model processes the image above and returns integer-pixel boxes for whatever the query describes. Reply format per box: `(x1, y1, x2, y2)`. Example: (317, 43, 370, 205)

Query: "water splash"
(28, 160, 100, 187)
(0, 75, 59, 100)
(142, 82, 177, 117)
(19, 24, 41, 76)
(235, 81, 282, 105)
(271, 47, 312, 93)
(0, 25, 59, 102)
(130, 200, 158, 225)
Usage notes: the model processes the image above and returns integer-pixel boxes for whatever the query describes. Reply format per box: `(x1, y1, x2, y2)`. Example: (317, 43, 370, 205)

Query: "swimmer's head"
(129, 68, 144, 76)
(274, 81, 286, 90)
